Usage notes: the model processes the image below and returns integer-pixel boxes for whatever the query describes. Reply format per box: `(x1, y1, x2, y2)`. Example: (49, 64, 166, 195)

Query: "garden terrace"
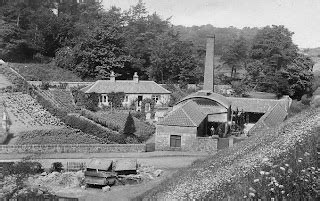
(82, 110, 155, 142)
(0, 93, 63, 128)
(39, 89, 76, 113)
(142, 107, 320, 200)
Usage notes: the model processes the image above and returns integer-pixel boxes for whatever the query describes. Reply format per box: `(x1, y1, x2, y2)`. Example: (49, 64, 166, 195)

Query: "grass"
(15, 128, 103, 144)
(85, 110, 155, 142)
(8, 62, 82, 82)
(139, 107, 320, 200)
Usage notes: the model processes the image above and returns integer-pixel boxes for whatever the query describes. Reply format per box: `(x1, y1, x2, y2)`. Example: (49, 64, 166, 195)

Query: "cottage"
(81, 72, 171, 109)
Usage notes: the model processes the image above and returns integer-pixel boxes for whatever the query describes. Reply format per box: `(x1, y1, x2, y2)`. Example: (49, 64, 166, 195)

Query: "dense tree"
(248, 25, 313, 99)
(221, 36, 248, 78)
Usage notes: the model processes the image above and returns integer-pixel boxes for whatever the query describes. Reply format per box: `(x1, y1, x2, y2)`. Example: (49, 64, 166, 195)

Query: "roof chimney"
(110, 71, 115, 82)
(203, 35, 215, 92)
(133, 72, 139, 83)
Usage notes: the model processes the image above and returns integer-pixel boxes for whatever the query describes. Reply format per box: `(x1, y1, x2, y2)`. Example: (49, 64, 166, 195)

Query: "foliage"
(81, 109, 121, 131)
(71, 87, 98, 111)
(15, 128, 103, 144)
(9, 62, 82, 81)
(39, 81, 50, 90)
(123, 112, 136, 136)
(248, 25, 313, 99)
(63, 115, 124, 144)
(287, 100, 310, 118)
(107, 92, 125, 108)
(231, 80, 248, 97)
(85, 92, 99, 111)
(51, 162, 63, 173)
(88, 110, 155, 142)
(221, 36, 248, 78)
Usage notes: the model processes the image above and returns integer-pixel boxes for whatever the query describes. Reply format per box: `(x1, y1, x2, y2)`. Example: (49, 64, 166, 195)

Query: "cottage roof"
(81, 80, 171, 94)
(158, 100, 207, 127)
(227, 97, 282, 113)
(177, 90, 231, 109)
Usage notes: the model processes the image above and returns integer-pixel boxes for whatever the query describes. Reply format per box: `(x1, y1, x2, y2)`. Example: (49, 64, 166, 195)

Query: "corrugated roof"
(178, 90, 231, 109)
(158, 101, 207, 127)
(227, 97, 281, 113)
(82, 80, 171, 94)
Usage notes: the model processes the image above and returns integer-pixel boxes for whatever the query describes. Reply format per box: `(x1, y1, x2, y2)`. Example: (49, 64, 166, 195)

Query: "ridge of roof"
(83, 79, 171, 94)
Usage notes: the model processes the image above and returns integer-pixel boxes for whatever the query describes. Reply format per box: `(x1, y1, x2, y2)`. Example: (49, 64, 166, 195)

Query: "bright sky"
(102, 0, 320, 49)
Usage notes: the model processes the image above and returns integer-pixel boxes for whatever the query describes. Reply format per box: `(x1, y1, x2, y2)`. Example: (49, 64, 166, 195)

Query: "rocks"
(154, 169, 163, 177)
(102, 186, 110, 192)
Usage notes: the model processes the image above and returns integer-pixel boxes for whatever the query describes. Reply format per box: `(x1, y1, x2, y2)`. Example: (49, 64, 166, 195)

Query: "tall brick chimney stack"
(203, 35, 215, 92)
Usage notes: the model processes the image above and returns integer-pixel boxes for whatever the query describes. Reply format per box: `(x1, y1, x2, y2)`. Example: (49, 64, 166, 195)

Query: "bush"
(123, 112, 136, 136)
(51, 162, 63, 173)
(81, 109, 121, 131)
(287, 100, 310, 117)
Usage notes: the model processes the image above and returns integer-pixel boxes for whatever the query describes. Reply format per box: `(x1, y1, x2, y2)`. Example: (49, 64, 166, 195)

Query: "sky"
(102, 0, 320, 49)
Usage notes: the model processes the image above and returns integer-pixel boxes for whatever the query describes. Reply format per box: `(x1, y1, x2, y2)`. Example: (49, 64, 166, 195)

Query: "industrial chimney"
(203, 35, 215, 92)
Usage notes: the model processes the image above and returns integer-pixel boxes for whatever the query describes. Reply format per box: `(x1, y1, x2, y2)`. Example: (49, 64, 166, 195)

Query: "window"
(124, 95, 129, 102)
(170, 135, 181, 148)
(153, 95, 160, 103)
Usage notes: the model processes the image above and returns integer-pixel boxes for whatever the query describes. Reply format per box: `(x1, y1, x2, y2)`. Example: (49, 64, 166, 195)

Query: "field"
(8, 62, 82, 82)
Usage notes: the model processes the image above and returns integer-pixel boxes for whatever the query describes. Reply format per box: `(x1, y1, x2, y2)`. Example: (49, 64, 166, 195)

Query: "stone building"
(81, 72, 171, 109)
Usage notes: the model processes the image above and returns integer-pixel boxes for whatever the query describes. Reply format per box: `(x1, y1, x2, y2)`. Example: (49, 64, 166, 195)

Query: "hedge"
(63, 115, 125, 144)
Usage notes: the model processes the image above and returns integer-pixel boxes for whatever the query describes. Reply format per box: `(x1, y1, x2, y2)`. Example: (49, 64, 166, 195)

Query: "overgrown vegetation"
(141, 108, 320, 200)
(9, 63, 82, 81)
(81, 109, 155, 143)
(64, 115, 124, 144)
(16, 128, 103, 144)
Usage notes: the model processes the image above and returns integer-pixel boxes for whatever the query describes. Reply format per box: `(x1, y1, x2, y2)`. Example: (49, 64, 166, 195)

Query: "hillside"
(142, 107, 319, 199)
(8, 63, 82, 82)
(0, 93, 65, 144)
(302, 47, 320, 72)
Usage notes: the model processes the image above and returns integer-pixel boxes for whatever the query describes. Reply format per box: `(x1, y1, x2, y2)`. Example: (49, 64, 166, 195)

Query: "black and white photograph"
(0, 0, 319, 200)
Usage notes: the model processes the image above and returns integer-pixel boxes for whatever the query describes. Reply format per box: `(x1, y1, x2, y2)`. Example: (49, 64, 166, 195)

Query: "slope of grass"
(83, 110, 155, 142)
(141, 108, 319, 200)
(8, 62, 82, 81)
(16, 128, 103, 144)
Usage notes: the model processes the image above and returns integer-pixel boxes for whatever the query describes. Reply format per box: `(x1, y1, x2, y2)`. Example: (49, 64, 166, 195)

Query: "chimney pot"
(110, 71, 115, 82)
(133, 72, 139, 83)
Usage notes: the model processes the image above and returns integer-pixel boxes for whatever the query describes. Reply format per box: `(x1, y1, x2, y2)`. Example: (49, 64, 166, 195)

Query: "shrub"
(81, 109, 121, 131)
(64, 115, 124, 144)
(39, 81, 50, 90)
(108, 92, 125, 108)
(51, 162, 63, 173)
(123, 112, 136, 137)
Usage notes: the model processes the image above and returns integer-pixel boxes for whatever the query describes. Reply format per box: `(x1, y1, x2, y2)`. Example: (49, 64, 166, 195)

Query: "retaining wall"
(0, 144, 146, 154)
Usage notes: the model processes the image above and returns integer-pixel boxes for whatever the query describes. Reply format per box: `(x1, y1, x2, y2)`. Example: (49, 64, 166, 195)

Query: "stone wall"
(155, 125, 218, 153)
(0, 144, 146, 154)
(155, 125, 197, 151)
